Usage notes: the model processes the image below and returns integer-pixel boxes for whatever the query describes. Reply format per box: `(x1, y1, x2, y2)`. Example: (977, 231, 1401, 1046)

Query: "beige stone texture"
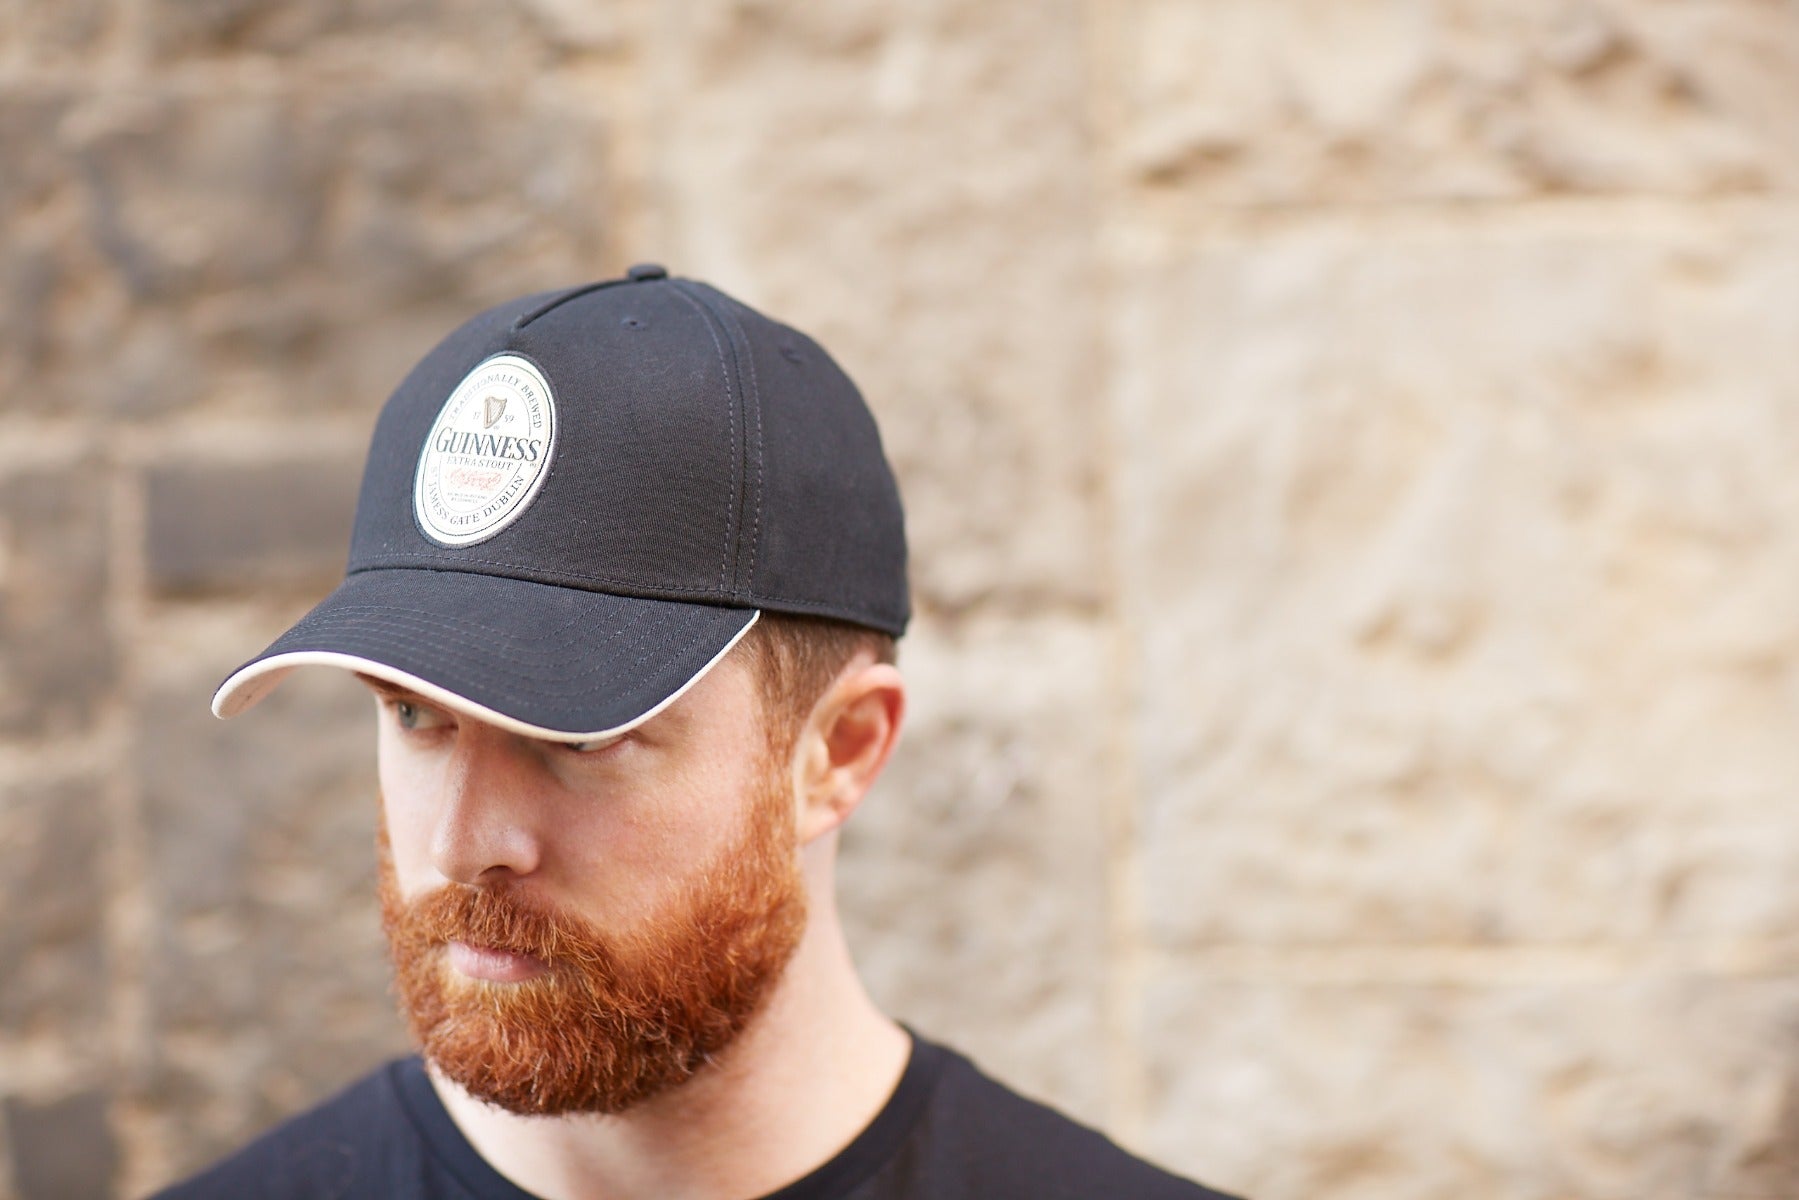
(1099, 0, 1799, 209)
(1144, 969, 1799, 1199)
(1119, 207, 1799, 948)
(3, 1, 1798, 1197)
(841, 613, 1116, 1129)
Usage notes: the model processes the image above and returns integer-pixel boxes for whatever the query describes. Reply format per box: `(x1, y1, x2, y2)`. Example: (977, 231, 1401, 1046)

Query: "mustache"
(381, 877, 627, 972)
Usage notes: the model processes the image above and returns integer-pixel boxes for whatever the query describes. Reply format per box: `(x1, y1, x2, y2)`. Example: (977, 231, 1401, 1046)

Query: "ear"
(795, 660, 905, 844)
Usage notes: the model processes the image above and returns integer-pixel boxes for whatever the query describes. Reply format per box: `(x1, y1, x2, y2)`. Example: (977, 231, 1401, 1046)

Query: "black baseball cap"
(212, 265, 909, 742)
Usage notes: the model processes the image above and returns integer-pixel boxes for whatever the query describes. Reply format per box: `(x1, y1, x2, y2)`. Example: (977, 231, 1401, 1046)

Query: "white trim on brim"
(209, 610, 761, 745)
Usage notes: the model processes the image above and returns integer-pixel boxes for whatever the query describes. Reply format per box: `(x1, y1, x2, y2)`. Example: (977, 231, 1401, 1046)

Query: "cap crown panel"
(348, 285, 742, 603)
(710, 291, 910, 634)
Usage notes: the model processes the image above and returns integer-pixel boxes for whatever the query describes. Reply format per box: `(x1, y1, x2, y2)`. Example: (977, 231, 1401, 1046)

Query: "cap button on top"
(626, 263, 668, 282)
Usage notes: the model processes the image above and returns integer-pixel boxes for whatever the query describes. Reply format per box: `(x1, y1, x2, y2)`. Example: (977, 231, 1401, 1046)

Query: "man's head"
(208, 268, 909, 1115)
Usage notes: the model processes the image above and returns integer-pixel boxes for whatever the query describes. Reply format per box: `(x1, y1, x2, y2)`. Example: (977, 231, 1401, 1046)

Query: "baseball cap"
(211, 264, 909, 742)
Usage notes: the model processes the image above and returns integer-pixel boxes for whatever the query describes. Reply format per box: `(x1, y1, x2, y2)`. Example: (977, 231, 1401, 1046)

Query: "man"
(158, 265, 1239, 1199)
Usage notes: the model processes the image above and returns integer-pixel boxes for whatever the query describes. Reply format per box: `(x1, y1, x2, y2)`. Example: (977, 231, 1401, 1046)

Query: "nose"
(429, 724, 546, 885)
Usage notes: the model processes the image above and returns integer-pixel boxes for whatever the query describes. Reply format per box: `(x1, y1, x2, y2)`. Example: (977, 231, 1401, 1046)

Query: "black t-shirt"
(150, 1036, 1241, 1199)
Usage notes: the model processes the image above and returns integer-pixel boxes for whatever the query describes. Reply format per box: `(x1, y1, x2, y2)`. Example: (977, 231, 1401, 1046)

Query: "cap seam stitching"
(664, 283, 739, 591)
(277, 600, 730, 690)
(350, 552, 725, 590)
(281, 618, 724, 703)
(287, 597, 652, 654)
(687, 286, 764, 598)
(510, 278, 631, 330)
(342, 559, 905, 628)
(277, 613, 683, 687)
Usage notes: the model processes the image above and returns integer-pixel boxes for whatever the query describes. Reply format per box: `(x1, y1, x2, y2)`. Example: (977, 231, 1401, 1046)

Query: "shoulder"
(147, 1059, 426, 1200)
(900, 1040, 1243, 1200)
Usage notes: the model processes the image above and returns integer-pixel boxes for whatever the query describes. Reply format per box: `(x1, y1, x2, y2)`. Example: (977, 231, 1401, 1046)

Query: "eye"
(387, 698, 451, 733)
(565, 734, 624, 755)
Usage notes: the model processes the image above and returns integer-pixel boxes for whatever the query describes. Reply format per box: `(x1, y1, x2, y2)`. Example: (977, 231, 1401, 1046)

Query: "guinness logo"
(413, 355, 557, 547)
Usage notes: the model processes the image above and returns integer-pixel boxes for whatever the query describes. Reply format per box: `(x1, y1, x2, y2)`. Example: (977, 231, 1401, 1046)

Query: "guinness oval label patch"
(414, 354, 557, 547)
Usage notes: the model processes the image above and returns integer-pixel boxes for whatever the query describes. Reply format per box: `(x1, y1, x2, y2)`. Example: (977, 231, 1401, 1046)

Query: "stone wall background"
(2, 2, 1797, 1197)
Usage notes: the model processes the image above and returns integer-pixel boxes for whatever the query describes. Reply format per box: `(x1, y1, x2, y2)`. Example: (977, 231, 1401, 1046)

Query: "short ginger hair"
(737, 612, 897, 753)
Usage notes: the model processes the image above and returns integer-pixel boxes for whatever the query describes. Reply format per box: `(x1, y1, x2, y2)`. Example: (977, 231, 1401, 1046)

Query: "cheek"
(375, 726, 445, 895)
(554, 751, 781, 917)
(547, 767, 719, 906)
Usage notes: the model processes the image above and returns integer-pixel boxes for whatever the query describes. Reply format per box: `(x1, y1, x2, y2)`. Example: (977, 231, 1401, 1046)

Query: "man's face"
(368, 652, 808, 1116)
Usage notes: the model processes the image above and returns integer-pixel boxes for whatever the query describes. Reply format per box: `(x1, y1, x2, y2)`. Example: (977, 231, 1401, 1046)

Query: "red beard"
(376, 770, 807, 1116)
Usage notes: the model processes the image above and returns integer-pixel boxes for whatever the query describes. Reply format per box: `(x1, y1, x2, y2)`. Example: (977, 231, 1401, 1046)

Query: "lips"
(446, 940, 549, 983)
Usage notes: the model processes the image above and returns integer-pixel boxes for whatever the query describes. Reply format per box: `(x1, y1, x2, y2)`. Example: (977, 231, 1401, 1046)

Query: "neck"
(430, 894, 909, 1200)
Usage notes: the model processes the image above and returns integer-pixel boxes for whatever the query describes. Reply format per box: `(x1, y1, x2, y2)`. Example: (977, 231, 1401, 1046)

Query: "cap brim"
(212, 568, 759, 743)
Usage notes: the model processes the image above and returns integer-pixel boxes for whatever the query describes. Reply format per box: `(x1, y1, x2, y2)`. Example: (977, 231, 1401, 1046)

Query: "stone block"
(1, 0, 111, 57)
(54, 84, 610, 421)
(0, 465, 115, 739)
(512, 0, 623, 51)
(839, 613, 1116, 1126)
(138, 0, 335, 55)
(69, 92, 323, 301)
(0, 89, 76, 217)
(313, 87, 609, 307)
(0, 238, 62, 409)
(650, 0, 1105, 615)
(144, 456, 362, 598)
(1141, 968, 1799, 1200)
(0, 86, 192, 422)
(2, 1090, 119, 1200)
(0, 88, 80, 416)
(1099, 0, 1799, 206)
(0, 776, 109, 1041)
(1118, 211, 1799, 946)
(138, 0, 535, 58)
(137, 652, 404, 1173)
